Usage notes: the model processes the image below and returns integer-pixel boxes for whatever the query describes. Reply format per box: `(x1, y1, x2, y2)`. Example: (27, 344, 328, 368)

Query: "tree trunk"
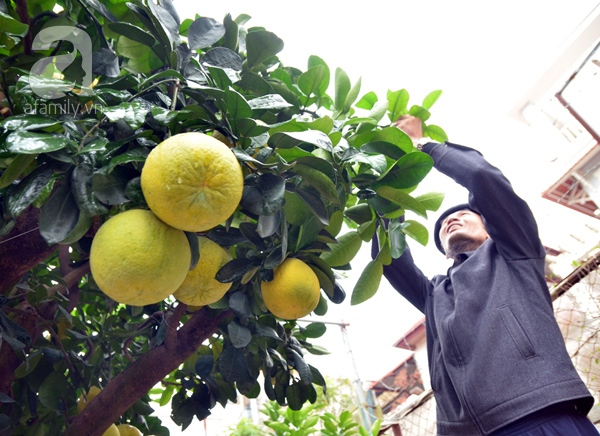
(64, 307, 231, 436)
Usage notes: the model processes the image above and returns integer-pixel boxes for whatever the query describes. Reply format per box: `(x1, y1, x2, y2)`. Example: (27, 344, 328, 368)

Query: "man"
(374, 116, 597, 435)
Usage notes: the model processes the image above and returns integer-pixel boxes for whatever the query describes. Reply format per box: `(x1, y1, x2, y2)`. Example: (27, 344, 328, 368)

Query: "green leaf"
(217, 346, 253, 383)
(404, 219, 429, 246)
(268, 130, 333, 152)
(0, 154, 36, 189)
(320, 231, 362, 268)
(187, 17, 226, 50)
(0, 11, 28, 36)
(227, 321, 252, 348)
(293, 164, 340, 206)
(71, 164, 109, 216)
(423, 124, 448, 142)
(376, 186, 427, 218)
(343, 76, 361, 114)
(298, 65, 329, 98)
(39, 181, 79, 245)
(225, 87, 252, 120)
(38, 372, 68, 409)
(415, 191, 445, 211)
(5, 131, 75, 154)
(373, 152, 434, 190)
(389, 220, 407, 259)
(1, 114, 61, 132)
(422, 89, 442, 110)
(360, 140, 406, 160)
(101, 101, 150, 129)
(108, 22, 156, 47)
(302, 322, 326, 338)
(334, 68, 350, 113)
(246, 30, 284, 71)
(356, 91, 378, 110)
(92, 166, 132, 205)
(387, 88, 410, 122)
(351, 260, 382, 305)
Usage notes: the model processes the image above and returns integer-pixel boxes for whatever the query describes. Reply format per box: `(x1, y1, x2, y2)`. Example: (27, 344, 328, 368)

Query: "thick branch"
(64, 308, 232, 436)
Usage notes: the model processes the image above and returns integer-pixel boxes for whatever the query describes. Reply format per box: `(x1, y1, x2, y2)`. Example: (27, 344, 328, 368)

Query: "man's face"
(439, 210, 489, 257)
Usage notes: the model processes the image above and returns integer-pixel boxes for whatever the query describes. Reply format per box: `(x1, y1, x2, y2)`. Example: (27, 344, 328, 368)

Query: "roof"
(392, 316, 426, 350)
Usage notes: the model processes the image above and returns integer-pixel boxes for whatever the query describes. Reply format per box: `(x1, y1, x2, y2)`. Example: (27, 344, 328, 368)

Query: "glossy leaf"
(268, 130, 333, 152)
(351, 260, 383, 305)
(422, 89, 443, 110)
(373, 152, 434, 190)
(5, 132, 75, 154)
(71, 164, 109, 216)
(320, 231, 362, 268)
(415, 191, 445, 211)
(38, 181, 79, 245)
(387, 88, 410, 122)
(228, 321, 252, 348)
(1, 114, 60, 132)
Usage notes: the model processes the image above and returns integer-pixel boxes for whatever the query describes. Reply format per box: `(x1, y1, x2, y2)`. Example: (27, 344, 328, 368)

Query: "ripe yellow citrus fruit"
(103, 424, 120, 436)
(260, 258, 321, 320)
(173, 236, 232, 306)
(140, 132, 244, 232)
(116, 423, 143, 436)
(90, 209, 191, 306)
(77, 386, 102, 414)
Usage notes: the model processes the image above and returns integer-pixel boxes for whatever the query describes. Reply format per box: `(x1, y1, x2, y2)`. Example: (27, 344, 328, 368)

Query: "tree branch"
(64, 308, 232, 436)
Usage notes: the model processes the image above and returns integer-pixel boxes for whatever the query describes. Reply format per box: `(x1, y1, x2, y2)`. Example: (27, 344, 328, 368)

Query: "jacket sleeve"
(371, 234, 429, 313)
(423, 142, 546, 260)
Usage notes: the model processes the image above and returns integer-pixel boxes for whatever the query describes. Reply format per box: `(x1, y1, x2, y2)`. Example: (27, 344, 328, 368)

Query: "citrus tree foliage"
(0, 0, 446, 434)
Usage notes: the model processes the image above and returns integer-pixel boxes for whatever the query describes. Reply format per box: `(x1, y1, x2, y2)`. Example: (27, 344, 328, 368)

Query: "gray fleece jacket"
(379, 142, 593, 435)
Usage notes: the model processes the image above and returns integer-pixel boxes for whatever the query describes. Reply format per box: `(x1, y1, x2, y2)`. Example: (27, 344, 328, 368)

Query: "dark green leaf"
(228, 321, 252, 348)
(92, 48, 120, 77)
(71, 164, 109, 216)
(38, 372, 68, 409)
(217, 258, 260, 283)
(1, 114, 60, 132)
(224, 88, 252, 120)
(0, 10, 29, 36)
(295, 187, 329, 226)
(344, 203, 374, 225)
(293, 164, 340, 206)
(0, 154, 36, 189)
(351, 260, 383, 305)
(240, 173, 285, 216)
(6, 131, 75, 154)
(360, 141, 406, 160)
(290, 349, 312, 385)
(6, 163, 53, 219)
(195, 355, 214, 378)
(108, 22, 156, 47)
(246, 30, 284, 71)
(257, 213, 280, 238)
(39, 181, 80, 245)
(188, 17, 226, 50)
(286, 382, 306, 411)
(92, 166, 132, 205)
(269, 130, 333, 152)
(185, 232, 200, 270)
(218, 346, 252, 383)
(0, 311, 30, 351)
(201, 47, 243, 71)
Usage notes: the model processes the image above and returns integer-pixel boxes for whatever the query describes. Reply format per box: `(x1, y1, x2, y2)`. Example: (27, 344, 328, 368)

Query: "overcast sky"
(163, 1, 600, 433)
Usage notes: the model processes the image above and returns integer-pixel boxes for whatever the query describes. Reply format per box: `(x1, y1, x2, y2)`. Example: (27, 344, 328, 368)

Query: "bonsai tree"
(0, 0, 446, 434)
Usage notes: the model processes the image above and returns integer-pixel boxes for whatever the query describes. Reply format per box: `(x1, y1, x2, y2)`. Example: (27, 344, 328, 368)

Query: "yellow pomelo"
(173, 236, 232, 306)
(103, 424, 120, 436)
(90, 209, 191, 306)
(260, 258, 321, 320)
(77, 386, 102, 414)
(116, 423, 143, 436)
(140, 132, 244, 232)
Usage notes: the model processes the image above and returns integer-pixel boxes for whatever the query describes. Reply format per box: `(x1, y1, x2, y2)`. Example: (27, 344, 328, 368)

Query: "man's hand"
(393, 115, 423, 146)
